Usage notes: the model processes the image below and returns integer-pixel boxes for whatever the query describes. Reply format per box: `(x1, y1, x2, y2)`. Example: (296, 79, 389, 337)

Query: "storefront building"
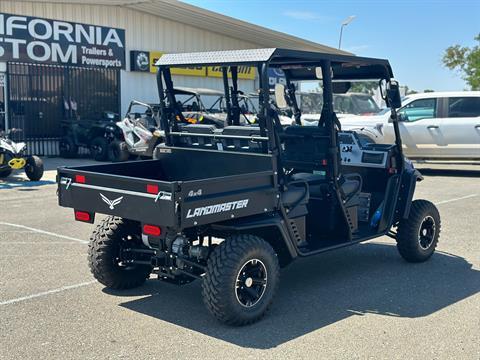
(0, 0, 346, 155)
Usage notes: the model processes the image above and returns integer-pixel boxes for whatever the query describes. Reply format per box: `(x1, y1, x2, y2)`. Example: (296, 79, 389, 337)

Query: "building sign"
(133, 50, 255, 80)
(0, 13, 125, 68)
(130, 50, 150, 72)
(149, 51, 206, 76)
(207, 66, 255, 80)
(268, 68, 286, 88)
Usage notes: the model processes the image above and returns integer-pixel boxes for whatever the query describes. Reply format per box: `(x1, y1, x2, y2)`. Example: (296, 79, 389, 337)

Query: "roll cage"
(172, 86, 224, 112)
(155, 48, 404, 182)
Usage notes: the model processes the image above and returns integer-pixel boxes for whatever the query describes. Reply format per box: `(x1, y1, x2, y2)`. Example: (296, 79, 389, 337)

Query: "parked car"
(59, 111, 122, 161)
(341, 91, 480, 160)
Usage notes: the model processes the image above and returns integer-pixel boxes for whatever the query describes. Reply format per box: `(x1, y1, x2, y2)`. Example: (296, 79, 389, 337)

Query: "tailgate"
(57, 167, 178, 226)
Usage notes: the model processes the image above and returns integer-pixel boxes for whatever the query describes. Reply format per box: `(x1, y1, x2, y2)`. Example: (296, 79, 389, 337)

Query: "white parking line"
(0, 222, 88, 244)
(0, 241, 84, 245)
(0, 281, 97, 306)
(435, 194, 478, 205)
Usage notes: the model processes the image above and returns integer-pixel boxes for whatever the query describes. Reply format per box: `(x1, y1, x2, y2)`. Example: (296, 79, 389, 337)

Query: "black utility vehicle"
(59, 111, 122, 161)
(57, 49, 441, 325)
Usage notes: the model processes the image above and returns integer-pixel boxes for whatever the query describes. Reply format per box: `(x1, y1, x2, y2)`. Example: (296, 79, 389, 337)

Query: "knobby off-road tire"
(396, 200, 440, 263)
(0, 167, 12, 178)
(202, 234, 280, 326)
(59, 136, 78, 158)
(90, 136, 109, 161)
(25, 155, 44, 181)
(88, 216, 152, 289)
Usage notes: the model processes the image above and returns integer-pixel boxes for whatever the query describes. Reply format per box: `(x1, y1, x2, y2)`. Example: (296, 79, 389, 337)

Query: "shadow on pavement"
(114, 243, 480, 349)
(42, 155, 100, 172)
(0, 176, 55, 189)
(417, 168, 480, 178)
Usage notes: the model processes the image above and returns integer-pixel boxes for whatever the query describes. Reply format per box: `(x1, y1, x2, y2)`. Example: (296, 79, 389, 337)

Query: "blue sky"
(183, 0, 480, 92)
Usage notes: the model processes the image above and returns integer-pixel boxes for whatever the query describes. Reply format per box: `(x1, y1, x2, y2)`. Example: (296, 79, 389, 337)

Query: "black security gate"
(7, 62, 120, 155)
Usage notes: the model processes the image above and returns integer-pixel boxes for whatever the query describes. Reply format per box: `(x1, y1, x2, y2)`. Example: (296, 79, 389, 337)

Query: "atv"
(110, 101, 163, 161)
(59, 111, 122, 161)
(0, 128, 44, 181)
(57, 49, 441, 325)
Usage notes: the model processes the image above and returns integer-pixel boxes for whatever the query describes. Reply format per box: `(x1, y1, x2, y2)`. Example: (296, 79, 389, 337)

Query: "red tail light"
(321, 159, 328, 166)
(143, 224, 161, 236)
(147, 184, 158, 194)
(75, 175, 86, 183)
(75, 210, 91, 222)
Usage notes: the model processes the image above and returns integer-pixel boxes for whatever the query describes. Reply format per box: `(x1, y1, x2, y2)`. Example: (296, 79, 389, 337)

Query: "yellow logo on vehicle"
(8, 158, 26, 169)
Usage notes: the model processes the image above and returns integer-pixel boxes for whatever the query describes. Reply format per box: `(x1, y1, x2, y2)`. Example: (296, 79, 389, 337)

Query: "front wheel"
(90, 136, 109, 161)
(88, 216, 152, 289)
(59, 136, 78, 158)
(25, 156, 44, 181)
(202, 234, 280, 325)
(396, 200, 441, 262)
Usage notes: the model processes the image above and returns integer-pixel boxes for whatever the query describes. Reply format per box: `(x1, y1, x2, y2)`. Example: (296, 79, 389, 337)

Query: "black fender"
(397, 167, 423, 221)
(211, 214, 298, 266)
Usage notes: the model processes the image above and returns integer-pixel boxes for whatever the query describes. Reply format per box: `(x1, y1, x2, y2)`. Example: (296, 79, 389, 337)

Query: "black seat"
(282, 186, 308, 207)
(179, 124, 216, 148)
(290, 172, 327, 198)
(339, 173, 362, 200)
(282, 125, 330, 171)
(220, 126, 262, 152)
(291, 172, 362, 199)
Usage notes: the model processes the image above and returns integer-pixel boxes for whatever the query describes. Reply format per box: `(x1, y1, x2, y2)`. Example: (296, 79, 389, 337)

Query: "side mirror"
(274, 83, 288, 109)
(386, 80, 402, 109)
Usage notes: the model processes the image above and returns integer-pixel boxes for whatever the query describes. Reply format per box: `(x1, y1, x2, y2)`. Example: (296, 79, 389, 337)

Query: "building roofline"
(13, 0, 352, 55)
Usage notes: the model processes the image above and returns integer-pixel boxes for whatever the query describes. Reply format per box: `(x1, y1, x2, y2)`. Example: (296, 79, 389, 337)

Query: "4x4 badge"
(100, 193, 123, 210)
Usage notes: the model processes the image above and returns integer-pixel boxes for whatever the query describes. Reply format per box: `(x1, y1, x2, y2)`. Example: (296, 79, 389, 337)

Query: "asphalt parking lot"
(1, 158, 479, 359)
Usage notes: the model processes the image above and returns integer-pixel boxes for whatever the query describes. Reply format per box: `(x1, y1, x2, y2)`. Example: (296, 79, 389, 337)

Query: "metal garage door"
(7, 63, 120, 156)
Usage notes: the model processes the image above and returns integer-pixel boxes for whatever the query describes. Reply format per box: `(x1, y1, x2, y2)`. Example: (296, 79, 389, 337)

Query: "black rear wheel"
(59, 136, 78, 158)
(25, 155, 44, 181)
(88, 216, 152, 289)
(90, 136, 109, 161)
(202, 234, 279, 325)
(0, 167, 12, 178)
(396, 200, 440, 262)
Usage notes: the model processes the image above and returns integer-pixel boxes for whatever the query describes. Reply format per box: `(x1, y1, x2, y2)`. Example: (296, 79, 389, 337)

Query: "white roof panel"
(157, 48, 276, 66)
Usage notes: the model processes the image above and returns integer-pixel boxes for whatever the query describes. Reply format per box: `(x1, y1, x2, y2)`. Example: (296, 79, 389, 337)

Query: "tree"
(404, 85, 417, 95)
(424, 89, 435, 93)
(442, 33, 480, 90)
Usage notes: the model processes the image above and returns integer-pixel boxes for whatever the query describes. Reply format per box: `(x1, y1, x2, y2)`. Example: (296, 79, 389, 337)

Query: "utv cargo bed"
(57, 148, 276, 228)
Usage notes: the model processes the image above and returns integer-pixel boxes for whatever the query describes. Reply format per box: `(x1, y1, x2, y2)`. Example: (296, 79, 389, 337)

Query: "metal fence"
(7, 62, 120, 156)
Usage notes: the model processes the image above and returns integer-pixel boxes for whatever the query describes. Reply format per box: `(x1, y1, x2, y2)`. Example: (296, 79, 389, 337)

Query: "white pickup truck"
(341, 91, 480, 160)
